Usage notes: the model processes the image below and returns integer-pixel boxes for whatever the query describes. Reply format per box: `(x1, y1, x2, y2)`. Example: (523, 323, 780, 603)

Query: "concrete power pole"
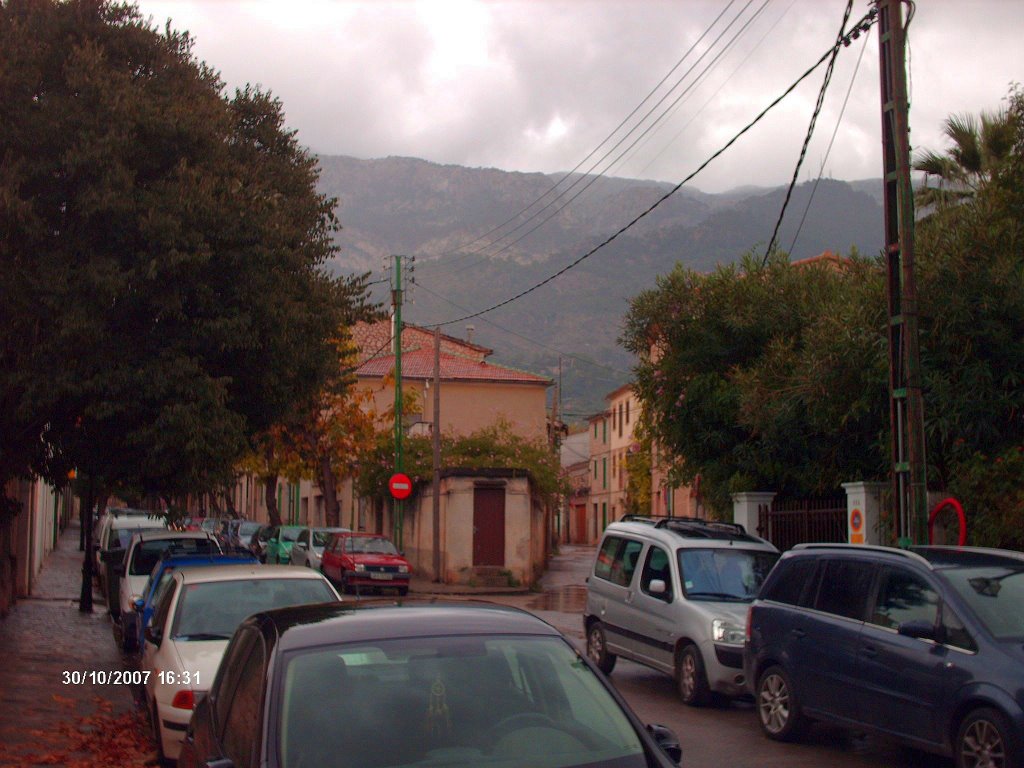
(432, 328, 442, 582)
(876, 0, 927, 545)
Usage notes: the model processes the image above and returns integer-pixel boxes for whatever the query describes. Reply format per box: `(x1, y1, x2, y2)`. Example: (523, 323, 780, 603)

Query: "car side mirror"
(648, 579, 667, 595)
(145, 625, 162, 646)
(897, 619, 937, 641)
(646, 723, 681, 765)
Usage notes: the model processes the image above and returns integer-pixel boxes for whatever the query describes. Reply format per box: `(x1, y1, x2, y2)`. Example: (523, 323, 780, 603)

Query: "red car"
(320, 532, 411, 596)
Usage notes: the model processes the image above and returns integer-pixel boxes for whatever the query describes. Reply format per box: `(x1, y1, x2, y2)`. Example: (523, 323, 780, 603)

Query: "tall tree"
(0, 0, 374, 602)
(914, 106, 1016, 209)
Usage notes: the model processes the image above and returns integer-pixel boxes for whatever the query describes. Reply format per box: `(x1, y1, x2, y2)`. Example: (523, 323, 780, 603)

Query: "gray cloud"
(137, 0, 1022, 192)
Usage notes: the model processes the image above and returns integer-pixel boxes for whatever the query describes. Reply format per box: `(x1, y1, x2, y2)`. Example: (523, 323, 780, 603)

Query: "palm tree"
(913, 108, 1015, 209)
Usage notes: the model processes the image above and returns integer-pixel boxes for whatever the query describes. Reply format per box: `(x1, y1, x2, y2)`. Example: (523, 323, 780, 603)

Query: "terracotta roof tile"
(357, 348, 550, 385)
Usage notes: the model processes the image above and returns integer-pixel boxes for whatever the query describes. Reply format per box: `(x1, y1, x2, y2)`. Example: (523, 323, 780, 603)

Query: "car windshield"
(277, 635, 648, 768)
(280, 528, 301, 542)
(312, 529, 344, 549)
(678, 548, 779, 601)
(238, 522, 261, 537)
(171, 578, 336, 641)
(943, 565, 1024, 640)
(130, 538, 220, 576)
(344, 536, 398, 555)
(201, 518, 222, 532)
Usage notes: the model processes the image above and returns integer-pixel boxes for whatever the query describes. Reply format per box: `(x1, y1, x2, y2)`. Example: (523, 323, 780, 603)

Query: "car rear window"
(171, 578, 337, 640)
(130, 537, 220, 575)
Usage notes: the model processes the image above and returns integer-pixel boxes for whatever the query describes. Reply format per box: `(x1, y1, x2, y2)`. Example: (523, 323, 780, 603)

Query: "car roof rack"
(618, 514, 756, 541)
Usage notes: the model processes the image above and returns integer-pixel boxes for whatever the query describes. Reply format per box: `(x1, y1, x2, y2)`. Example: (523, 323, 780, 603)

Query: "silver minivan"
(584, 516, 779, 705)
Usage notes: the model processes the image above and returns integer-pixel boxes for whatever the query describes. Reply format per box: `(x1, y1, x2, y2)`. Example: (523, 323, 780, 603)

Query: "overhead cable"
(425, 6, 879, 330)
(762, 0, 854, 264)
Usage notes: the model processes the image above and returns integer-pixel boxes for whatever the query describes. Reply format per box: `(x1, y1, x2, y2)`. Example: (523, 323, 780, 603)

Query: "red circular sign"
(389, 473, 413, 500)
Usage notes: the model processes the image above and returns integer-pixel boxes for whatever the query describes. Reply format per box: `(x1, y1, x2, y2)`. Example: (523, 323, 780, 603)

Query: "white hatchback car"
(140, 564, 340, 763)
(288, 526, 349, 569)
(97, 512, 167, 613)
(114, 530, 221, 652)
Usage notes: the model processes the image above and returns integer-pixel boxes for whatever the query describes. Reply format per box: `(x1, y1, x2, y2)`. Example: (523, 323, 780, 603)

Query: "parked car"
(179, 600, 683, 768)
(96, 512, 167, 613)
(94, 507, 163, 580)
(584, 515, 779, 706)
(224, 519, 262, 551)
(114, 530, 222, 651)
(249, 524, 273, 562)
(288, 526, 349, 569)
(130, 550, 259, 653)
(141, 564, 340, 763)
(745, 544, 1024, 768)
(320, 531, 412, 595)
(264, 524, 305, 565)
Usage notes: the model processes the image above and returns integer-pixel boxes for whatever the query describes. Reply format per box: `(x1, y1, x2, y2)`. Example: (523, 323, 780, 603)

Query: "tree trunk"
(264, 475, 282, 527)
(320, 454, 340, 528)
(79, 477, 96, 613)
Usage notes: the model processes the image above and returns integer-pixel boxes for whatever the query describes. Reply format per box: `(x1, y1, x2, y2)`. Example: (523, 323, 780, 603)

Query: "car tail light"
(171, 690, 195, 710)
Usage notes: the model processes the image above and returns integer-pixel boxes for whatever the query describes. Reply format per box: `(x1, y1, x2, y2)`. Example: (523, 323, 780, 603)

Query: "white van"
(584, 516, 779, 706)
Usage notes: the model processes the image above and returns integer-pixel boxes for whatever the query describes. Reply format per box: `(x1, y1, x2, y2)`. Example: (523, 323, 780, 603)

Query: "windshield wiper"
(174, 632, 232, 641)
(686, 591, 746, 600)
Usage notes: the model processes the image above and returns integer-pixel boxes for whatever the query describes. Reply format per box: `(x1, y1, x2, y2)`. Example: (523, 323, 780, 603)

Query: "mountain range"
(317, 154, 885, 419)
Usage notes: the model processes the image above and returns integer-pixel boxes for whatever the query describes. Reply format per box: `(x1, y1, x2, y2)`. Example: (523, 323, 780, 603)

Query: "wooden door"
(472, 486, 505, 566)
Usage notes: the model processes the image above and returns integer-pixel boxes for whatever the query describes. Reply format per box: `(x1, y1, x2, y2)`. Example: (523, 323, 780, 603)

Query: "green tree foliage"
(0, 0, 371, 503)
(922, 87, 1024, 545)
(914, 103, 1016, 209)
(623, 252, 889, 514)
(355, 420, 566, 504)
(625, 91, 1024, 541)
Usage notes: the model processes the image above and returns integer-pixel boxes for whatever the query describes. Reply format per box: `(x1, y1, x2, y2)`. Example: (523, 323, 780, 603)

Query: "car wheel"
(756, 665, 808, 742)
(956, 707, 1021, 768)
(676, 644, 711, 707)
(586, 622, 617, 674)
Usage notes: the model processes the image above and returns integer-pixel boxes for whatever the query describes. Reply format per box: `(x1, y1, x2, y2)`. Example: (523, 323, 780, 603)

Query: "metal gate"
(757, 496, 847, 552)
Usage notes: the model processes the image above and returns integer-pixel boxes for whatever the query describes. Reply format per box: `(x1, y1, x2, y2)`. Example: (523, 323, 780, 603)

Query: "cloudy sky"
(133, 0, 1022, 193)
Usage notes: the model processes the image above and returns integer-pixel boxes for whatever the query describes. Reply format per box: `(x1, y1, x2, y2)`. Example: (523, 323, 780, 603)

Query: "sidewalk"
(0, 520, 136, 765)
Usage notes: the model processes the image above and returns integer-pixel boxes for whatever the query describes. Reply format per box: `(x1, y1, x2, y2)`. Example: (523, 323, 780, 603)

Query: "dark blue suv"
(744, 544, 1024, 768)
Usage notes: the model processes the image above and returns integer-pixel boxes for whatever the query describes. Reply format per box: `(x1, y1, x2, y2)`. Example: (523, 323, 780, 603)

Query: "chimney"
(465, 324, 475, 344)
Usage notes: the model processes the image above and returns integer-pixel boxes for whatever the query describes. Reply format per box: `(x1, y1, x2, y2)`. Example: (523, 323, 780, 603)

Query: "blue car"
(130, 550, 258, 652)
(745, 543, 1024, 768)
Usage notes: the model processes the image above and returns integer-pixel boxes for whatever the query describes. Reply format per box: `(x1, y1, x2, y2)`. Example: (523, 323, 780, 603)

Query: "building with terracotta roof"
(352, 320, 551, 442)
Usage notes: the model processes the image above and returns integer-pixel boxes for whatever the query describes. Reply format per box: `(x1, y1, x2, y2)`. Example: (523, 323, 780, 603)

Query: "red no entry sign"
(389, 473, 413, 500)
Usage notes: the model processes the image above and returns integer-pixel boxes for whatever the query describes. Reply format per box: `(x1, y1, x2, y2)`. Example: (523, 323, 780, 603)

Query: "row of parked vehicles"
(93, 507, 684, 768)
(585, 515, 1024, 768)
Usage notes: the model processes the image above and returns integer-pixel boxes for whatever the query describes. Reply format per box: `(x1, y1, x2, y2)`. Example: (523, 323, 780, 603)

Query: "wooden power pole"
(877, 0, 927, 545)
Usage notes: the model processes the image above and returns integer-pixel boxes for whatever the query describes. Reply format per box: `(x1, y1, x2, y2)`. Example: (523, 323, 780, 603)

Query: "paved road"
(492, 544, 953, 768)
(0, 532, 954, 767)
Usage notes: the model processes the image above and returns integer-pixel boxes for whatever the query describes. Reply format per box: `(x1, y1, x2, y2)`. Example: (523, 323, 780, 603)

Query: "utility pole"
(432, 328, 442, 582)
(390, 254, 413, 549)
(877, 0, 927, 546)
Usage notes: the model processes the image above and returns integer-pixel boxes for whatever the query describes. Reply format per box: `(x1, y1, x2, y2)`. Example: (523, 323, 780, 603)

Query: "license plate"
(369, 572, 393, 580)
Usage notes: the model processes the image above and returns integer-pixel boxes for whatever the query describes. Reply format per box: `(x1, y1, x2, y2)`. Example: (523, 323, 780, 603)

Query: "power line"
(424, 7, 879, 330)
(416, 1, 748, 278)
(762, 0, 854, 264)
(787, 27, 871, 255)
(439, 0, 773, 270)
(412, 280, 631, 379)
